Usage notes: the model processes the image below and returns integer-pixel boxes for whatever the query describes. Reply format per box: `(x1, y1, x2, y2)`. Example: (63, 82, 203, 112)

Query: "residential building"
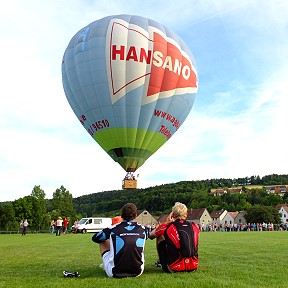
(278, 205, 288, 225)
(222, 211, 239, 228)
(136, 209, 158, 225)
(210, 189, 226, 196)
(210, 209, 227, 225)
(186, 208, 212, 229)
(227, 188, 242, 194)
(234, 211, 247, 225)
(266, 185, 287, 196)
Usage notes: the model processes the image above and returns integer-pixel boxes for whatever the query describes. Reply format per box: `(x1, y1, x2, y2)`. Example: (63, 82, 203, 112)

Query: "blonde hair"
(172, 202, 187, 220)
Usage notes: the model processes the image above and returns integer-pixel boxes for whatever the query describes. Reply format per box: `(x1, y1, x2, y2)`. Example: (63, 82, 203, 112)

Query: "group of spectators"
(201, 222, 288, 232)
(50, 217, 70, 236)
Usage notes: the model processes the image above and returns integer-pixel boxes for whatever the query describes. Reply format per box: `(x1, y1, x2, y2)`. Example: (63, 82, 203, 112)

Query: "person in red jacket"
(63, 217, 70, 234)
(149, 202, 200, 273)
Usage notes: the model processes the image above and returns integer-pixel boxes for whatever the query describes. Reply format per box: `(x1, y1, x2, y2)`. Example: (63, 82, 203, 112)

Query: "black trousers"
(56, 226, 61, 236)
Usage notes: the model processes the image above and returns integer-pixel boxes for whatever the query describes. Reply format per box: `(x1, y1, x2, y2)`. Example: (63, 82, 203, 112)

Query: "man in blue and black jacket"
(92, 203, 149, 278)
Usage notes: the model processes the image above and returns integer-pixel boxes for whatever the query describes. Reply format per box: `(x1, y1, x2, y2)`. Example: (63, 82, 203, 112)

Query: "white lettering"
(173, 59, 182, 75)
(152, 51, 163, 67)
(119, 233, 140, 236)
(182, 65, 190, 80)
(152, 51, 191, 79)
(162, 56, 173, 71)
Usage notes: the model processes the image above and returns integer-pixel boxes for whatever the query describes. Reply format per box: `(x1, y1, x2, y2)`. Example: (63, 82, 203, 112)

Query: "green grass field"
(0, 231, 287, 288)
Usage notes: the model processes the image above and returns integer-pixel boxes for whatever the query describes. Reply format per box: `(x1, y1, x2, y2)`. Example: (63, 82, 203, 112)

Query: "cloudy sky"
(1, 0, 288, 202)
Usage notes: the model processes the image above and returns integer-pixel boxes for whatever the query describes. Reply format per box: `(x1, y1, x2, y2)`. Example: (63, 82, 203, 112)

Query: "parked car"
(71, 217, 112, 234)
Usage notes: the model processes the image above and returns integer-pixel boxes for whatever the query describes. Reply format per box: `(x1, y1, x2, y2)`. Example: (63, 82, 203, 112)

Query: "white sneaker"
(99, 263, 104, 270)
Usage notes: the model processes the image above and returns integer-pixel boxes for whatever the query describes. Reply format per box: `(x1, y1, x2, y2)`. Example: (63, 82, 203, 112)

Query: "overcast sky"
(1, 0, 288, 202)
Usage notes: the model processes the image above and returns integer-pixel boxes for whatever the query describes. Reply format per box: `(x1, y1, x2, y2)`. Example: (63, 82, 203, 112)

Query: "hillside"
(73, 174, 288, 217)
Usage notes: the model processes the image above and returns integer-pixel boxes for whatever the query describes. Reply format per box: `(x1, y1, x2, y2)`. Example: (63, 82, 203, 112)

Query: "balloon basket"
(122, 172, 137, 189)
(122, 179, 137, 189)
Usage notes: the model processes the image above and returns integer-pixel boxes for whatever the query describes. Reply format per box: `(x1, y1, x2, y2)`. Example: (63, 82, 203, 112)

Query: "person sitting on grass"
(92, 203, 149, 278)
(149, 202, 200, 273)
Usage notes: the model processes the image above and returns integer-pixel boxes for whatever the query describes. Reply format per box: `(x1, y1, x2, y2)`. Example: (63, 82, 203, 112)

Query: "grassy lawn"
(0, 231, 287, 288)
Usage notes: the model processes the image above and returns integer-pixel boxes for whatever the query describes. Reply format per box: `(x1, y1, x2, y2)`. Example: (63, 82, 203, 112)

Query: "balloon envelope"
(62, 15, 198, 172)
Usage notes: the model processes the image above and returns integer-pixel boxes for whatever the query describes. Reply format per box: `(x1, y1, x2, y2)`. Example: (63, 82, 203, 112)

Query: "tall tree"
(13, 196, 34, 224)
(52, 185, 75, 217)
(31, 185, 47, 230)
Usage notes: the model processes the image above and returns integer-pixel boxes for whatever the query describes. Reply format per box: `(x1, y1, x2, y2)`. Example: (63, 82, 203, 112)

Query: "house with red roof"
(234, 211, 247, 226)
(222, 211, 239, 230)
(210, 189, 226, 196)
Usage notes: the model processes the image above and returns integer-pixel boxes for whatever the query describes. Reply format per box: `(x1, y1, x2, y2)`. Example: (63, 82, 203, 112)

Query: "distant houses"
(266, 186, 287, 197)
(210, 185, 288, 197)
(210, 188, 242, 196)
(142, 204, 287, 230)
(135, 186, 288, 228)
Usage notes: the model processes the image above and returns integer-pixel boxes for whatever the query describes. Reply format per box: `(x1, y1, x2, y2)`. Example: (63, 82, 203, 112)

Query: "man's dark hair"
(121, 203, 137, 220)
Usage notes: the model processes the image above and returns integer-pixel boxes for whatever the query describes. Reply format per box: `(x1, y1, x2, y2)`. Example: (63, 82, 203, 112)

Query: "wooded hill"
(73, 174, 288, 217)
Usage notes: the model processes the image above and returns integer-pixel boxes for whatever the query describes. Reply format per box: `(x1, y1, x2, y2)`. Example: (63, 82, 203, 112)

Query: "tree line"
(0, 174, 288, 231)
(0, 185, 80, 232)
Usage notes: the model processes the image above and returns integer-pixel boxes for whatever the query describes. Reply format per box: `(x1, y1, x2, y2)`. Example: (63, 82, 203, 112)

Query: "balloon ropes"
(62, 15, 198, 189)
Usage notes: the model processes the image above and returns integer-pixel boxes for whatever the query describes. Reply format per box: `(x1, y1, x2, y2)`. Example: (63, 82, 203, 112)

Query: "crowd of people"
(201, 222, 288, 232)
(19, 216, 79, 236)
(49, 217, 70, 236)
(49, 217, 80, 236)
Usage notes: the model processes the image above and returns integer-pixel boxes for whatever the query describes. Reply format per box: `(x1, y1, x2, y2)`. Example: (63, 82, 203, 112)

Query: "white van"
(72, 217, 112, 234)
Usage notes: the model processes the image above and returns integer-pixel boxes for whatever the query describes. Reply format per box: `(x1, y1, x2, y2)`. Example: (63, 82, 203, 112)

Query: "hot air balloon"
(62, 15, 198, 189)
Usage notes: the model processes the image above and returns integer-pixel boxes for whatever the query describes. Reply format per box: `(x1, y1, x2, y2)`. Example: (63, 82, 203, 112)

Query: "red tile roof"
(228, 212, 239, 219)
